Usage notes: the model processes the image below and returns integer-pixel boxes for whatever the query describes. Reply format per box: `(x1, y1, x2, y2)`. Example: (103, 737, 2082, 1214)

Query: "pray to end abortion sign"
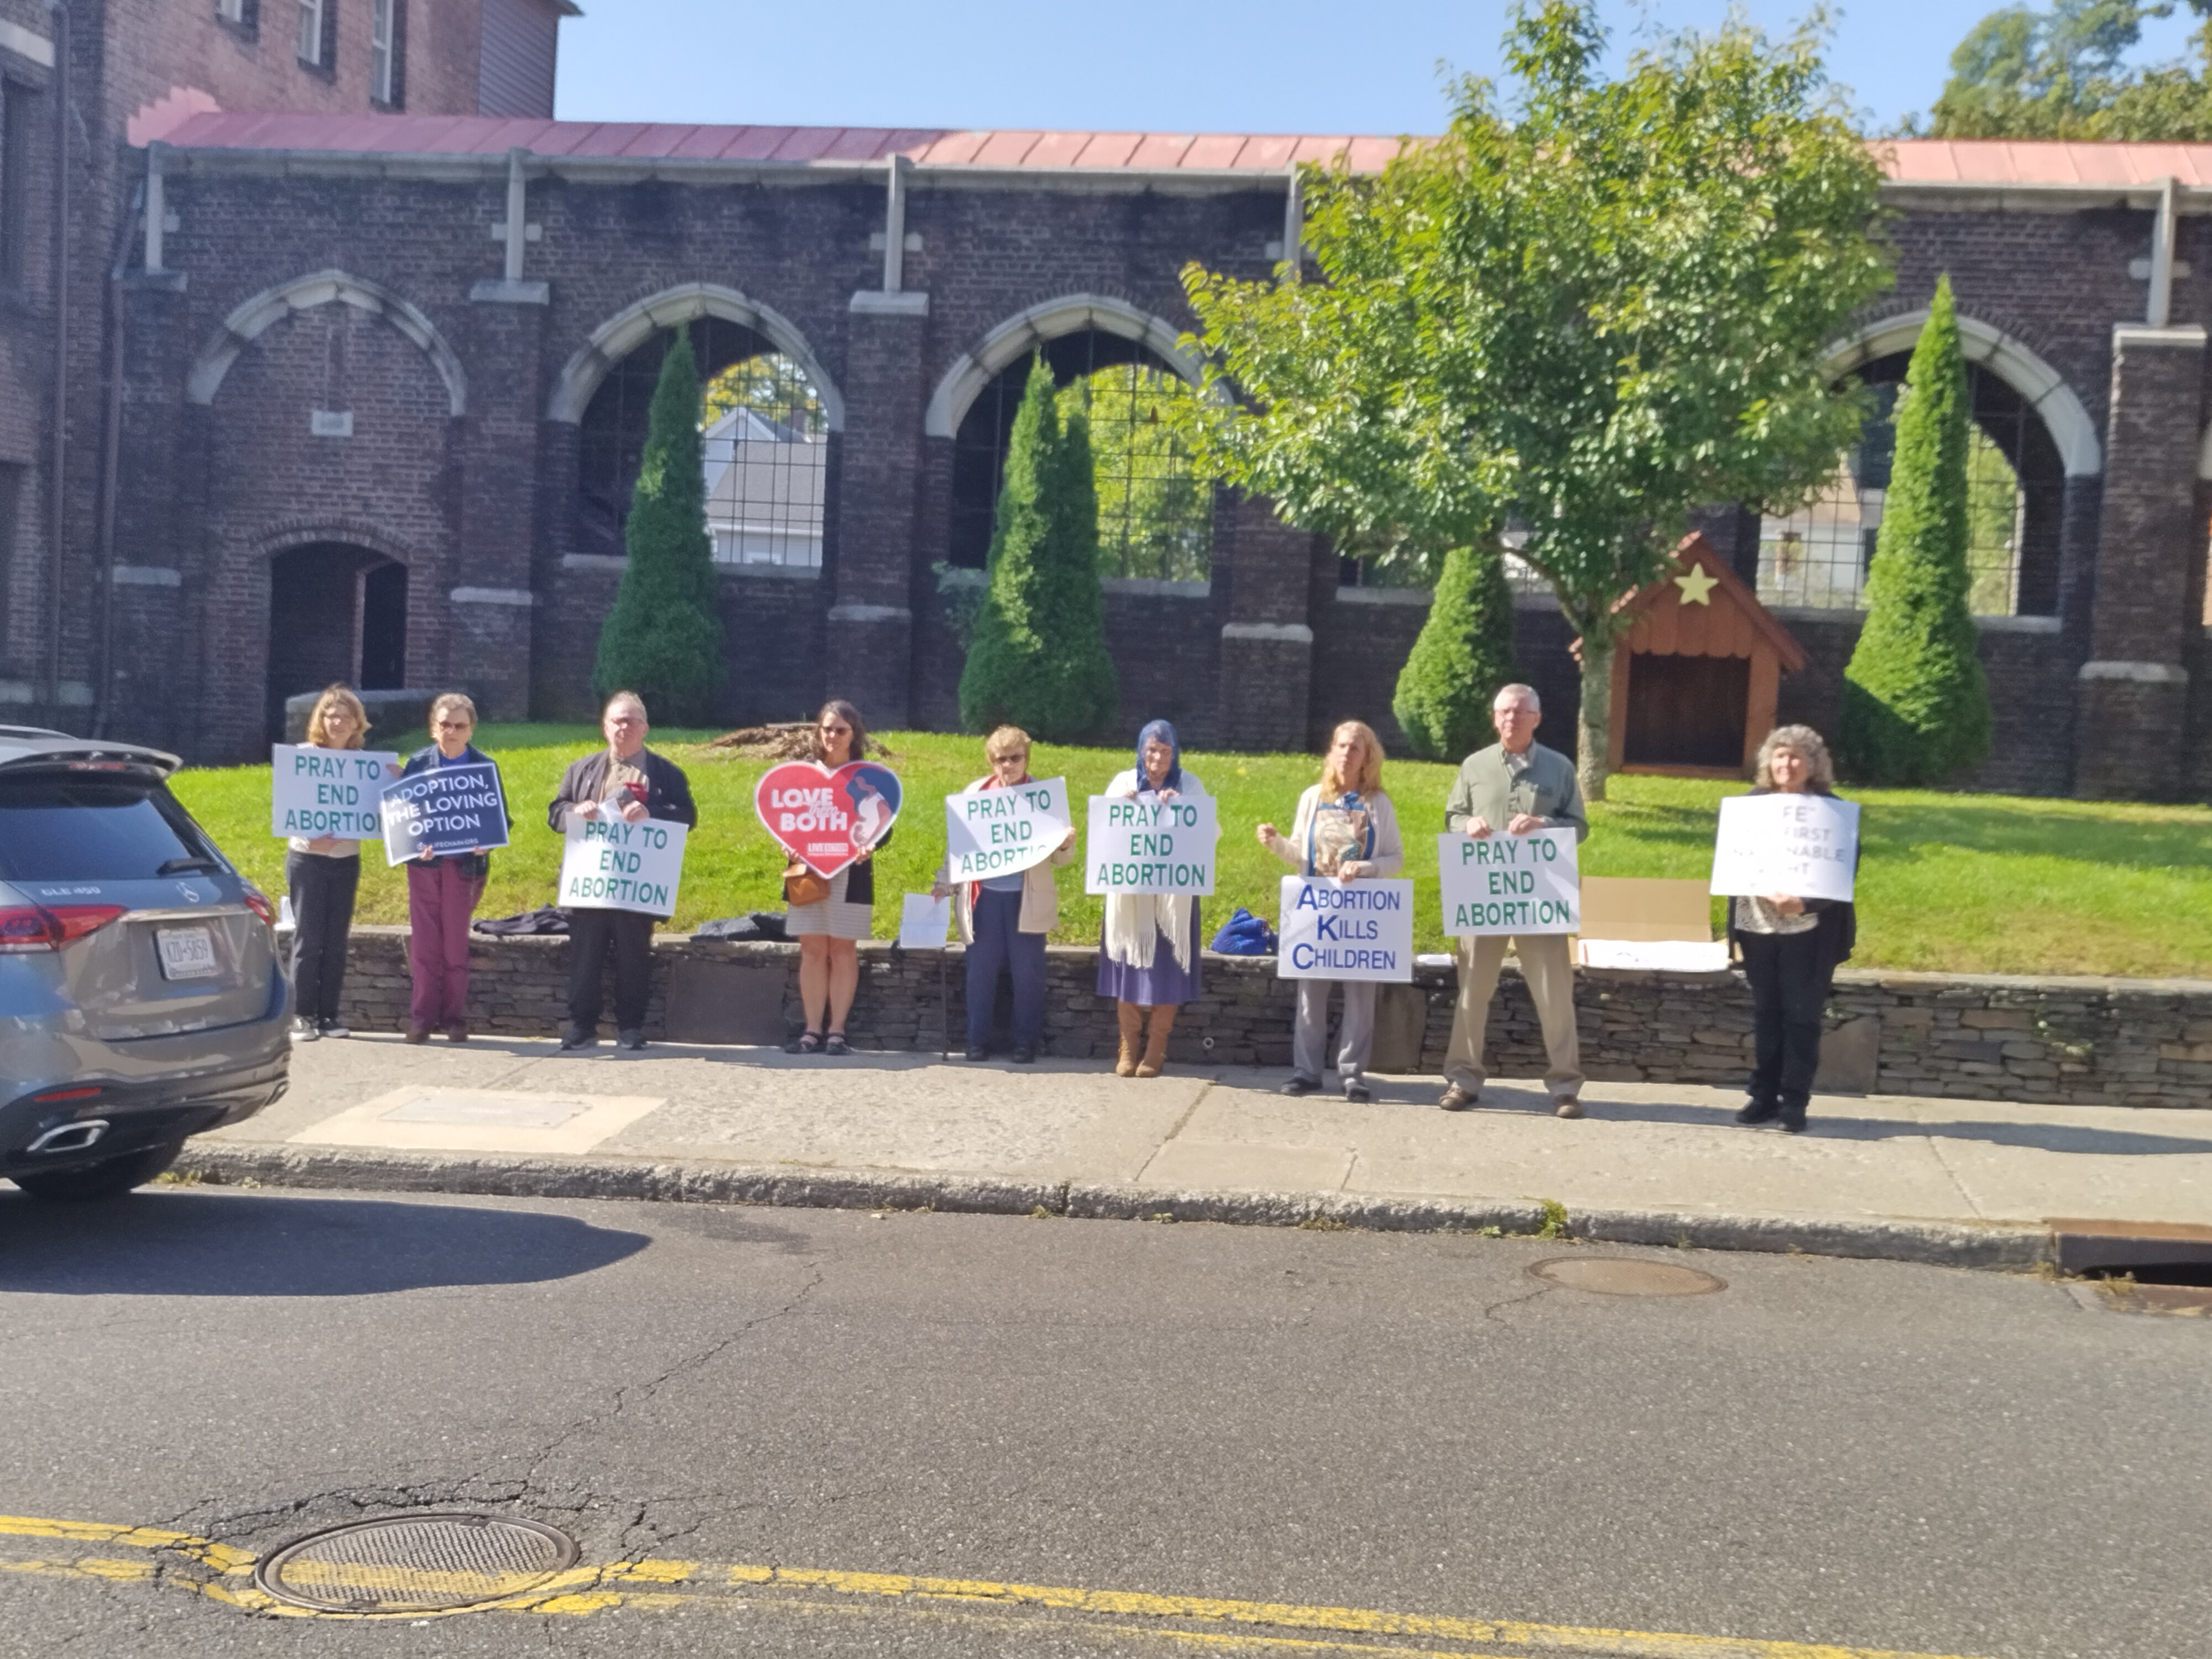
(270, 745, 401, 839)
(1084, 794, 1219, 894)
(557, 816, 688, 916)
(1436, 828, 1580, 936)
(378, 764, 509, 866)
(1709, 793, 1859, 904)
(1276, 876, 1415, 982)
(943, 776, 1070, 881)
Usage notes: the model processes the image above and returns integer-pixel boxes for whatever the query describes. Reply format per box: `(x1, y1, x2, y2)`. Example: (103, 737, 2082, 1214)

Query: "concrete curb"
(171, 1142, 2056, 1272)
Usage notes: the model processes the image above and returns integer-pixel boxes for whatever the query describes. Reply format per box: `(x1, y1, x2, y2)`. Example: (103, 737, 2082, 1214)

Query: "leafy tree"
(959, 357, 1120, 739)
(1391, 544, 1521, 761)
(594, 332, 725, 722)
(1840, 276, 1994, 784)
(1923, 0, 2212, 137)
(1176, 1, 1890, 797)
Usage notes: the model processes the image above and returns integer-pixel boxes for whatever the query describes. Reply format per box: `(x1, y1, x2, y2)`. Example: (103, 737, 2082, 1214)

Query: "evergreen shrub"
(1392, 544, 1520, 760)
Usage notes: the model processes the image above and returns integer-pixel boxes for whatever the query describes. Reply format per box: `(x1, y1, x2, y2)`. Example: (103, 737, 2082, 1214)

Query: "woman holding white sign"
(1256, 720, 1403, 1103)
(284, 685, 372, 1042)
(1097, 719, 1207, 1078)
(1727, 727, 1857, 1134)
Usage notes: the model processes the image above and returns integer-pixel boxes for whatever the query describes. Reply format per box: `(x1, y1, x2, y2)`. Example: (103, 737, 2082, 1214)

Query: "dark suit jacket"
(547, 747, 698, 832)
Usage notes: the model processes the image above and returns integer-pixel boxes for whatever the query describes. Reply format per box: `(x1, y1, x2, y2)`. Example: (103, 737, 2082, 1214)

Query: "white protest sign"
(1709, 793, 1859, 903)
(1436, 829, 1579, 936)
(1276, 876, 1415, 982)
(898, 891, 952, 950)
(1084, 794, 1218, 895)
(557, 816, 688, 916)
(270, 745, 401, 839)
(943, 776, 1070, 881)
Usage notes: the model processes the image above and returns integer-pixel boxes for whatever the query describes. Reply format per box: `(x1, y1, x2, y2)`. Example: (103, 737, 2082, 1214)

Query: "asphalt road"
(0, 1184, 2204, 1659)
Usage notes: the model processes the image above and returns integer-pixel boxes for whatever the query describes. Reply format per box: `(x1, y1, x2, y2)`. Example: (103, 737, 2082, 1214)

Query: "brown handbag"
(782, 860, 831, 907)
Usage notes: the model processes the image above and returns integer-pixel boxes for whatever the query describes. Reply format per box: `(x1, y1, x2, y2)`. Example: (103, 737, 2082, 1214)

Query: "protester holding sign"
(1723, 727, 1858, 1134)
(1438, 684, 1590, 1119)
(397, 693, 509, 1044)
(281, 685, 385, 1042)
(1094, 719, 1208, 1078)
(931, 726, 1074, 1064)
(547, 691, 697, 1053)
(1256, 721, 1403, 1102)
(783, 700, 886, 1056)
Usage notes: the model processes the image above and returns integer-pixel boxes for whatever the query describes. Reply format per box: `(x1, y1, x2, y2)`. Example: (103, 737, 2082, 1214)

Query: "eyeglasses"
(435, 720, 471, 731)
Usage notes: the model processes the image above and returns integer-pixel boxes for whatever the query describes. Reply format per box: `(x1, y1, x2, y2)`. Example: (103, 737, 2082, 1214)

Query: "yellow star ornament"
(1673, 565, 1718, 607)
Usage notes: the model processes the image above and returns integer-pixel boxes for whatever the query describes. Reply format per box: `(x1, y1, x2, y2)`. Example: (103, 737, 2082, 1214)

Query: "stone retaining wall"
(325, 926, 2211, 1109)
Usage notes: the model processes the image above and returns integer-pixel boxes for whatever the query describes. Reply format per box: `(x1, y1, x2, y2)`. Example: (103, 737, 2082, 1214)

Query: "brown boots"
(1135, 1005, 1176, 1078)
(1115, 1001, 1144, 1077)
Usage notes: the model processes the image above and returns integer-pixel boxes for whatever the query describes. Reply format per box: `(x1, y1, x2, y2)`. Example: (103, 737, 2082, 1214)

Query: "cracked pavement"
(1, 1183, 2206, 1657)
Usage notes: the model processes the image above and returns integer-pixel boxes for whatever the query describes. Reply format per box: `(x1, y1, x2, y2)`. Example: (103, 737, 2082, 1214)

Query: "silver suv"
(1, 727, 288, 1199)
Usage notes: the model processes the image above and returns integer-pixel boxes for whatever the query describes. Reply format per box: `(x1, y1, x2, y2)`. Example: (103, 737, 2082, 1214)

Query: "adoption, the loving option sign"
(1276, 875, 1415, 982)
(270, 745, 401, 839)
(1084, 794, 1219, 895)
(378, 763, 508, 866)
(1709, 793, 1859, 903)
(1436, 828, 1580, 936)
(943, 776, 1070, 882)
(754, 761, 903, 877)
(557, 816, 688, 916)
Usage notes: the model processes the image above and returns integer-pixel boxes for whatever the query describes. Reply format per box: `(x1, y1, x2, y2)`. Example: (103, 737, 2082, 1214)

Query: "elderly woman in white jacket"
(1097, 719, 1207, 1078)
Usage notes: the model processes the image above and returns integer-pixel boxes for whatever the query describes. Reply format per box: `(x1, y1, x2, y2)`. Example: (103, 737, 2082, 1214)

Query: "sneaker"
(1553, 1097, 1585, 1119)
(617, 1028, 645, 1051)
(317, 1018, 350, 1039)
(1344, 1079, 1371, 1103)
(560, 1024, 597, 1051)
(1279, 1074, 1320, 1097)
(1010, 1044, 1036, 1064)
(290, 1017, 319, 1042)
(1437, 1084, 1478, 1112)
(1735, 1097, 1781, 1126)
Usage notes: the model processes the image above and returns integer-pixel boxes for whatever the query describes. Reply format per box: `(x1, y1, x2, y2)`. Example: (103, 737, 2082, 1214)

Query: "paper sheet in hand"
(898, 891, 952, 950)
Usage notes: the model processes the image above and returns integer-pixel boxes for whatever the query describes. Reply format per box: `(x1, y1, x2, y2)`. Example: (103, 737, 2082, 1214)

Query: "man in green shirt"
(1439, 684, 1588, 1117)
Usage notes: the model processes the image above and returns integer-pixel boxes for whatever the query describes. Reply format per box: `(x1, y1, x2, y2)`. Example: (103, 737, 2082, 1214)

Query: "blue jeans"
(967, 888, 1046, 1051)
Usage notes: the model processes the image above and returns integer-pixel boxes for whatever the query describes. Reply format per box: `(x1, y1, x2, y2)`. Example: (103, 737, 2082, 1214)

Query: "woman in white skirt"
(785, 700, 880, 1055)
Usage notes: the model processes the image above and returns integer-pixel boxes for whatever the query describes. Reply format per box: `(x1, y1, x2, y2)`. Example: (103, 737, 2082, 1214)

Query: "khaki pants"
(1444, 934, 1584, 1101)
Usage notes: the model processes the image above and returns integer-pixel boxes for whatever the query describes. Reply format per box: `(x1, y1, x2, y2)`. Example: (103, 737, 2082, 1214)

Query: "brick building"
(5, 11, 2210, 797)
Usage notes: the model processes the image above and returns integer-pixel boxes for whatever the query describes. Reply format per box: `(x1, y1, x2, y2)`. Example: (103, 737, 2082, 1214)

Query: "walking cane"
(938, 946, 950, 1060)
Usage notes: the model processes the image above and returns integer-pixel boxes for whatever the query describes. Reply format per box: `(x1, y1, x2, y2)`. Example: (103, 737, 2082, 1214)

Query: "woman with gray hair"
(1727, 725, 1856, 1134)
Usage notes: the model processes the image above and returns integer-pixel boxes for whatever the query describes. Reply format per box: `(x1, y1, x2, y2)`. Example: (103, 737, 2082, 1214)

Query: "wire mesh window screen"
(576, 320, 828, 569)
(948, 330, 1212, 579)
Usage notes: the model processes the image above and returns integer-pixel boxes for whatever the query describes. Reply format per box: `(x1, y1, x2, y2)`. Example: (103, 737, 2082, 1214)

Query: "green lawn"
(168, 725, 2212, 979)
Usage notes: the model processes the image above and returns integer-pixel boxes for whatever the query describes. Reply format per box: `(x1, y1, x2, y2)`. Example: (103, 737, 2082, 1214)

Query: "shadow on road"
(0, 1188, 651, 1296)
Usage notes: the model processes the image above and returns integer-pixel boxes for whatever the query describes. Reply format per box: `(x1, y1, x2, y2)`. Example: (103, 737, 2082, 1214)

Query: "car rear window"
(0, 777, 226, 882)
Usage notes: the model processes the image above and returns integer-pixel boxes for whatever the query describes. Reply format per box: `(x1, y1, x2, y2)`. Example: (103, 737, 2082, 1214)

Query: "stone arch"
(925, 294, 1204, 440)
(187, 271, 468, 416)
(1820, 310, 2101, 477)
(547, 282, 844, 429)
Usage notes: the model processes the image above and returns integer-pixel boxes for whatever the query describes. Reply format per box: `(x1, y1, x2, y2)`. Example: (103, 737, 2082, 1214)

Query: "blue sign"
(379, 762, 509, 867)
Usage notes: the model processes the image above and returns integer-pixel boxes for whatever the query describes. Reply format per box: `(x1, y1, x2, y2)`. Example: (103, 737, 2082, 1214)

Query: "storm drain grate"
(1528, 1256, 1726, 1297)
(253, 1514, 580, 1614)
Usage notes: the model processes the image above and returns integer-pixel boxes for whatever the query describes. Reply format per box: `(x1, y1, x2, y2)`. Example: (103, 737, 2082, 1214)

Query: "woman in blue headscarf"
(1097, 719, 1207, 1077)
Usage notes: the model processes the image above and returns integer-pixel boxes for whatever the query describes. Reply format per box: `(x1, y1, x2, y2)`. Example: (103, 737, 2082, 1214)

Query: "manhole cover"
(1528, 1256, 1726, 1296)
(253, 1514, 580, 1614)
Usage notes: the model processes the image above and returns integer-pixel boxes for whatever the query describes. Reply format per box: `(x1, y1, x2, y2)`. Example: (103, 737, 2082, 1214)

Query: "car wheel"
(11, 1140, 187, 1202)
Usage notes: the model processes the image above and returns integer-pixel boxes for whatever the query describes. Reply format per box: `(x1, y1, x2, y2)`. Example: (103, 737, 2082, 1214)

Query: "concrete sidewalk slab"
(180, 1034, 2212, 1269)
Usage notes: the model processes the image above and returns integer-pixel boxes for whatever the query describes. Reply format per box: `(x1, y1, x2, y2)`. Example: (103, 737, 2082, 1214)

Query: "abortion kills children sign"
(1084, 794, 1219, 894)
(943, 777, 1071, 882)
(270, 745, 401, 839)
(1276, 877, 1416, 982)
(1436, 829, 1580, 936)
(754, 761, 904, 878)
(378, 764, 509, 866)
(1709, 793, 1859, 904)
(557, 816, 688, 917)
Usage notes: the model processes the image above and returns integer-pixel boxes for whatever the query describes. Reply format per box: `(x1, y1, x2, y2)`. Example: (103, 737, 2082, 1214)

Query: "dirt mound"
(704, 722, 895, 760)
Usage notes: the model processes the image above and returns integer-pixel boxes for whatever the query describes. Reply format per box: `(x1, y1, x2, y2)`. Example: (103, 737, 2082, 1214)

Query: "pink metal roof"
(1877, 139, 2212, 187)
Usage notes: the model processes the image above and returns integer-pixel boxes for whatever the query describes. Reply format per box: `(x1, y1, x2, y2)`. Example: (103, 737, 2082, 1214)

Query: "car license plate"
(156, 926, 220, 981)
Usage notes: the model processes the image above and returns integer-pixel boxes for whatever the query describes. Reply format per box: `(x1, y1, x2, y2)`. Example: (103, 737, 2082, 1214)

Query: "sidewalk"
(185, 1036, 2212, 1270)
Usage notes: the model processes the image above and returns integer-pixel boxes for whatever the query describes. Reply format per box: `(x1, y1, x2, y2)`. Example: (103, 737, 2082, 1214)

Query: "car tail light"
(241, 889, 276, 930)
(0, 904, 127, 953)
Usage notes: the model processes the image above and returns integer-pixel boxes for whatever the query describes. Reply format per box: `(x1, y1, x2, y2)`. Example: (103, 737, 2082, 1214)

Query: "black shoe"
(1778, 1103, 1809, 1134)
(1010, 1044, 1036, 1063)
(1344, 1079, 1371, 1103)
(964, 1044, 990, 1062)
(617, 1027, 645, 1051)
(559, 1023, 597, 1051)
(1735, 1097, 1781, 1125)
(317, 1018, 351, 1039)
(824, 1033, 851, 1057)
(1279, 1074, 1319, 1097)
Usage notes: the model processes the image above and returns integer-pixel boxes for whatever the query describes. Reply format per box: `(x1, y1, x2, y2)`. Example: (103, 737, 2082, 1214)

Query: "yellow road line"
(0, 1511, 2001, 1659)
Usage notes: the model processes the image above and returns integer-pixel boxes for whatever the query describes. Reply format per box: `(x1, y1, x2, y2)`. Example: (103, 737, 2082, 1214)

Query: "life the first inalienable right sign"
(1709, 794, 1859, 904)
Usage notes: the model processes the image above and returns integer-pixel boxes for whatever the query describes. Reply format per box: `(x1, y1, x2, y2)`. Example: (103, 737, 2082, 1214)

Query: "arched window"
(577, 317, 830, 569)
(948, 329, 1212, 579)
(1759, 354, 2065, 617)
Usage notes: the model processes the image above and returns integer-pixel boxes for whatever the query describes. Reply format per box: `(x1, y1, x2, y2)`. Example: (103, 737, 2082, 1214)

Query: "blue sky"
(554, 0, 2203, 137)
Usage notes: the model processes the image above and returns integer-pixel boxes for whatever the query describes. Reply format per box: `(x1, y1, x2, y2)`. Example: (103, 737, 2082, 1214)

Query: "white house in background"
(702, 406, 827, 567)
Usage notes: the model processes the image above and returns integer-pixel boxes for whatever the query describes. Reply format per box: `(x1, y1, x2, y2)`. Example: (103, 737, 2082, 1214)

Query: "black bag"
(472, 904, 569, 937)
(693, 914, 762, 941)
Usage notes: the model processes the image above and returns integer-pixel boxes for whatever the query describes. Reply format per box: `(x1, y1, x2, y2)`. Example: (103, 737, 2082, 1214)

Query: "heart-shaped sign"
(755, 760, 904, 878)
